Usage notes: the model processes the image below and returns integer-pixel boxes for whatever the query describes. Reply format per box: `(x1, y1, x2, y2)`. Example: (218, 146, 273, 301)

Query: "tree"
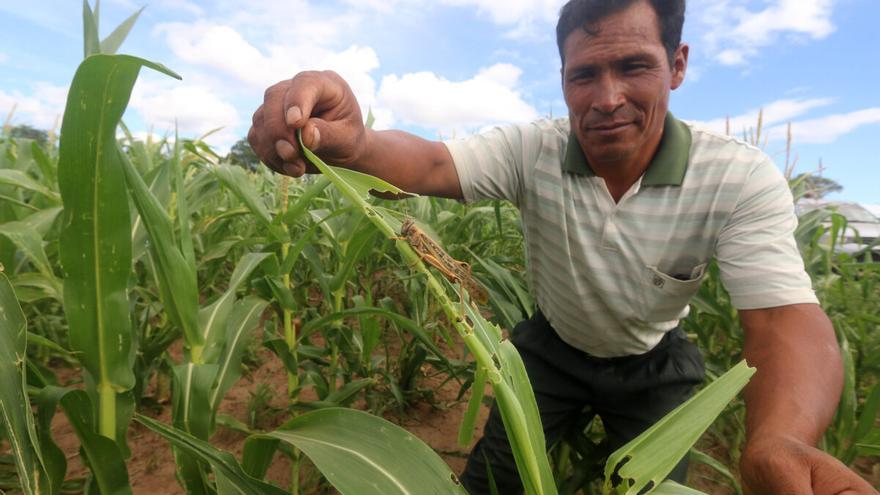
(792, 173, 843, 199)
(225, 137, 261, 171)
(8, 124, 49, 147)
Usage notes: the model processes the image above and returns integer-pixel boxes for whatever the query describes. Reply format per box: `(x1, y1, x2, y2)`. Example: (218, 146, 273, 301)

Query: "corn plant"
(0, 271, 50, 494)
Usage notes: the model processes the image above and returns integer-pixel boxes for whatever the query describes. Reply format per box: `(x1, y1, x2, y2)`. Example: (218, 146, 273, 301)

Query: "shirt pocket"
(638, 263, 708, 322)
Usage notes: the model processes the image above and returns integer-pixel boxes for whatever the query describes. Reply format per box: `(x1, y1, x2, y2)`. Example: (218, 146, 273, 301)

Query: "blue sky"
(1, 0, 877, 203)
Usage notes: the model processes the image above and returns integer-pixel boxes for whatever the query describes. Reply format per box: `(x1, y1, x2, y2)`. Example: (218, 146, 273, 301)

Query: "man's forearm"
(355, 129, 463, 199)
(740, 304, 843, 447)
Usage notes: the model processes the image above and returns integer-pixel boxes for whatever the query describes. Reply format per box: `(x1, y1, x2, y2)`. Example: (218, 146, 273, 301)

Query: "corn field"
(0, 3, 877, 495)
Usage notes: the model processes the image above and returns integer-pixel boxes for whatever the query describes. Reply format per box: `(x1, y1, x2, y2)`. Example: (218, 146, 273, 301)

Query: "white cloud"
(696, 97, 834, 136)
(0, 82, 68, 130)
(767, 108, 880, 144)
(694, 98, 879, 145)
(0, 53, 7, 64)
(157, 22, 273, 88)
(695, 0, 836, 66)
(129, 78, 240, 149)
(212, 0, 361, 44)
(155, 22, 380, 98)
(154, 20, 384, 131)
(377, 63, 539, 134)
(440, 0, 565, 37)
(155, 0, 203, 16)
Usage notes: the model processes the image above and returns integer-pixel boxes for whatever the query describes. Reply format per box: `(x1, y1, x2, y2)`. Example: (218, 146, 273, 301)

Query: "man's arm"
(738, 303, 877, 494)
(247, 70, 462, 199)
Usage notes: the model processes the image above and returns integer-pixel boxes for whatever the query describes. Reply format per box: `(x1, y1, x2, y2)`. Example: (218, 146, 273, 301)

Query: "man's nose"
(591, 73, 625, 114)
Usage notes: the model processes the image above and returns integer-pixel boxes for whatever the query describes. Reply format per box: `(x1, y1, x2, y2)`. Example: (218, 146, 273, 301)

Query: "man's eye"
(569, 71, 594, 82)
(624, 64, 649, 73)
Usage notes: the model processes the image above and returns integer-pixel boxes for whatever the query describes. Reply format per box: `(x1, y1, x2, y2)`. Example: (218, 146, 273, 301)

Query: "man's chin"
(583, 143, 634, 164)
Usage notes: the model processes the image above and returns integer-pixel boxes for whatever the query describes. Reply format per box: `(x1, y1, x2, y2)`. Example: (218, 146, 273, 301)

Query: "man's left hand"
(740, 435, 878, 495)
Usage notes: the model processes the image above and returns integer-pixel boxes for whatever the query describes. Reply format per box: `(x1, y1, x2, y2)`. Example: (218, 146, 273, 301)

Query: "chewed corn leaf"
(604, 360, 755, 494)
(297, 130, 415, 200)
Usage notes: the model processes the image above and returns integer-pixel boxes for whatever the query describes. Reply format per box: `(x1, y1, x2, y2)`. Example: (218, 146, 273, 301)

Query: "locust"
(397, 218, 488, 306)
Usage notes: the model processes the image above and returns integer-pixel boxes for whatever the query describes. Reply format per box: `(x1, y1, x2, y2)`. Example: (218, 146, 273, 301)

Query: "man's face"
(561, 0, 688, 167)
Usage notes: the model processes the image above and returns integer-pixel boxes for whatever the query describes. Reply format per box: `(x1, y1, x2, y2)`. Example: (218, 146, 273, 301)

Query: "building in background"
(797, 200, 880, 261)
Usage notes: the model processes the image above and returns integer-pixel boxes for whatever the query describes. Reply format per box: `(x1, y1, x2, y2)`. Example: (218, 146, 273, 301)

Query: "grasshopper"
(398, 218, 488, 306)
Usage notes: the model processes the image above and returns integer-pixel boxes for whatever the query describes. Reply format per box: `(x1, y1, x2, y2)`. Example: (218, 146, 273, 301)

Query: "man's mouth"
(589, 122, 631, 131)
(587, 122, 632, 136)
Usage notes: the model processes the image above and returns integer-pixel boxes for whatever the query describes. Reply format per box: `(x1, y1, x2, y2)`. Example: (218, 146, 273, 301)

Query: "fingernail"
(312, 127, 320, 149)
(286, 106, 302, 126)
(275, 140, 295, 160)
(282, 162, 301, 176)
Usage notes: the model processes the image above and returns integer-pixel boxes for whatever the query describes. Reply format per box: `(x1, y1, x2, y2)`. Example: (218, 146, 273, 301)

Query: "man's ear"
(671, 43, 689, 90)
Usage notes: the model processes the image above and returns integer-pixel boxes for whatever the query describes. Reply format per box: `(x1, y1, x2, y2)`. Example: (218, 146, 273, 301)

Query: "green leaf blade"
(604, 360, 756, 495)
(99, 6, 145, 54)
(264, 408, 468, 495)
(0, 273, 48, 495)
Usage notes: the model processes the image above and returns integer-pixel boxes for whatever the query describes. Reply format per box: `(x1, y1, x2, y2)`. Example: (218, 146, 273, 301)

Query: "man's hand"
(248, 70, 368, 177)
(741, 435, 878, 494)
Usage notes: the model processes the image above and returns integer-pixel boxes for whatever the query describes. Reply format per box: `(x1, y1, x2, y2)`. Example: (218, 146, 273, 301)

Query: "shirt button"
(653, 275, 665, 288)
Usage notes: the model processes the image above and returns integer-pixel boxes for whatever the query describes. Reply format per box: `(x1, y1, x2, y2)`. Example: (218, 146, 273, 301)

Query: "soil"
(34, 339, 490, 495)
(12, 340, 880, 494)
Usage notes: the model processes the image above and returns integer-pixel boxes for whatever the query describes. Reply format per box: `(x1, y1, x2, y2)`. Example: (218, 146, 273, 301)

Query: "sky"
(0, 0, 878, 204)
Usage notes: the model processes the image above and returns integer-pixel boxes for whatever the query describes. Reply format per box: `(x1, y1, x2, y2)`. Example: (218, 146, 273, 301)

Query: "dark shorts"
(460, 310, 706, 495)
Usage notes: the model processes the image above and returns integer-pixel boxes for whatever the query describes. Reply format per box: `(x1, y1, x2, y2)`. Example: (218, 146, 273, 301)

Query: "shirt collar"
(561, 112, 692, 186)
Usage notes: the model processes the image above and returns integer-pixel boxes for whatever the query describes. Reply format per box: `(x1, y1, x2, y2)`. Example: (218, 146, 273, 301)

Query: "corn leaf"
(241, 436, 280, 480)
(299, 306, 449, 368)
(210, 296, 269, 413)
(33, 388, 67, 495)
(856, 428, 880, 456)
(57, 54, 179, 445)
(328, 165, 414, 201)
(650, 480, 708, 494)
(458, 365, 487, 447)
(172, 364, 218, 440)
(99, 6, 144, 55)
(262, 408, 468, 495)
(9, 272, 62, 303)
(37, 386, 133, 495)
(128, 155, 172, 263)
(688, 449, 740, 495)
(198, 252, 269, 362)
(282, 175, 330, 224)
(172, 363, 219, 495)
(0, 272, 49, 495)
(29, 141, 56, 185)
(135, 414, 289, 495)
(0, 219, 56, 281)
(0, 169, 60, 202)
(495, 341, 556, 495)
(603, 360, 755, 495)
(213, 164, 288, 241)
(120, 149, 201, 348)
(82, 0, 101, 57)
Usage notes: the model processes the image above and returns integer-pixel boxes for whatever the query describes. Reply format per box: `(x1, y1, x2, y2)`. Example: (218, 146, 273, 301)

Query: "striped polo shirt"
(446, 113, 818, 357)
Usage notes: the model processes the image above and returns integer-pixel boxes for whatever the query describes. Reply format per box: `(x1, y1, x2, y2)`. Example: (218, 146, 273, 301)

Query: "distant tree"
(9, 124, 48, 146)
(793, 173, 843, 199)
(225, 137, 261, 171)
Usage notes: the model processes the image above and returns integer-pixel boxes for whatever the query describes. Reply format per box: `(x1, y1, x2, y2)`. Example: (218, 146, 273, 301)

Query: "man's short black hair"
(556, 0, 686, 66)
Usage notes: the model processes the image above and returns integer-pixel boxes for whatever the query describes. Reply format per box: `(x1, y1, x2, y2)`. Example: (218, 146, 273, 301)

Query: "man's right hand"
(248, 70, 368, 177)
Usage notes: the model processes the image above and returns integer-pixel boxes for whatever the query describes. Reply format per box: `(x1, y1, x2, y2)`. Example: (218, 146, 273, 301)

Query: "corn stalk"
(297, 131, 558, 495)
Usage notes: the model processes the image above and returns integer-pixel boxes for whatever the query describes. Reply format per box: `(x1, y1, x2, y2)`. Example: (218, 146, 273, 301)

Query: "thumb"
(301, 117, 362, 164)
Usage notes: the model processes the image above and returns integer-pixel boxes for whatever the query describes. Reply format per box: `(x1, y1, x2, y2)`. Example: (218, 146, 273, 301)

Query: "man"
(248, 0, 877, 493)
